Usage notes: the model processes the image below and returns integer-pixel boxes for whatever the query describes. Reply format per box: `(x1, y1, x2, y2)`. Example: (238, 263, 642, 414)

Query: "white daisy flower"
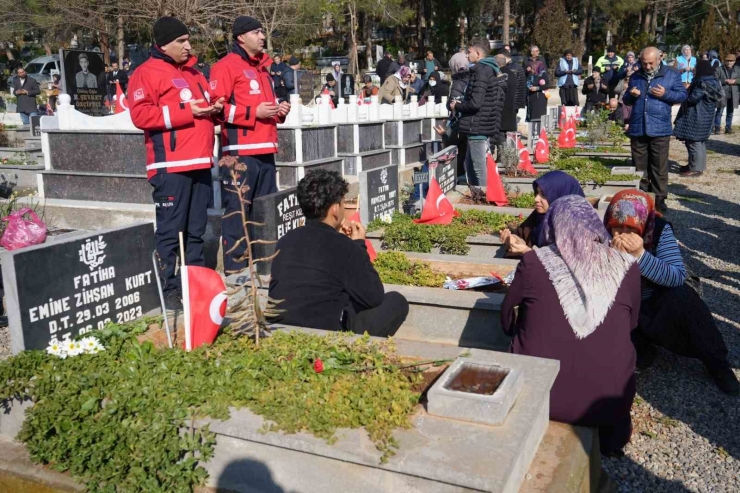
(381, 214, 393, 224)
(80, 336, 103, 354)
(65, 340, 84, 357)
(46, 340, 66, 358)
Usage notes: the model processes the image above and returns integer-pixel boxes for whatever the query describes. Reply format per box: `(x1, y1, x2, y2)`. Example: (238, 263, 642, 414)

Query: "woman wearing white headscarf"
(378, 65, 411, 103)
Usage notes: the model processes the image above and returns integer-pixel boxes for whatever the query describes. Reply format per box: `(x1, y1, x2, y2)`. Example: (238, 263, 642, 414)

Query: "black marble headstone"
(250, 187, 305, 275)
(359, 163, 399, 224)
(428, 146, 457, 195)
(2, 223, 160, 353)
(30, 116, 41, 137)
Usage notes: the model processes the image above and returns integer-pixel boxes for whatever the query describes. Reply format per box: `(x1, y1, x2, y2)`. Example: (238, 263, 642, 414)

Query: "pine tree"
(533, 0, 577, 63)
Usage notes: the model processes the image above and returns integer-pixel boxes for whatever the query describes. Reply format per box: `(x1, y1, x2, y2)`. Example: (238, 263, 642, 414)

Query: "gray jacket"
(716, 64, 740, 109)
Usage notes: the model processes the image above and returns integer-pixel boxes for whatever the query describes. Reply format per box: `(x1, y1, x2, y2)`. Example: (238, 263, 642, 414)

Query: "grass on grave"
(0, 319, 452, 492)
(368, 210, 522, 255)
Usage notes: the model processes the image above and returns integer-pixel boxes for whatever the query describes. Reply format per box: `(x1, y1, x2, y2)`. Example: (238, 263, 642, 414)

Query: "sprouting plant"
(218, 155, 282, 346)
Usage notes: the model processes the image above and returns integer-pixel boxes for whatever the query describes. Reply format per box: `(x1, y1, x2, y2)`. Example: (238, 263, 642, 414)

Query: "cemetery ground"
(0, 134, 738, 492)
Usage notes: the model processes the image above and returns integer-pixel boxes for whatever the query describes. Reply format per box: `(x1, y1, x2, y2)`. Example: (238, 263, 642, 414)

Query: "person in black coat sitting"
(582, 67, 609, 114)
(268, 170, 409, 337)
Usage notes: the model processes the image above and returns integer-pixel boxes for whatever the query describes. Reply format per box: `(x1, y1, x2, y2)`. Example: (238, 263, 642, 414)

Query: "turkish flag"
(114, 81, 128, 114)
(575, 106, 581, 119)
(557, 118, 576, 148)
(321, 87, 336, 109)
(535, 128, 550, 163)
(486, 151, 508, 206)
(414, 177, 459, 224)
(182, 266, 227, 350)
(559, 106, 567, 129)
(348, 211, 377, 262)
(517, 137, 537, 174)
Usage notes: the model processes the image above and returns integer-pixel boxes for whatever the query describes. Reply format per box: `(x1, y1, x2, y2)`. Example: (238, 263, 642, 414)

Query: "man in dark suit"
(12, 67, 40, 125)
(107, 62, 128, 92)
(376, 51, 393, 85)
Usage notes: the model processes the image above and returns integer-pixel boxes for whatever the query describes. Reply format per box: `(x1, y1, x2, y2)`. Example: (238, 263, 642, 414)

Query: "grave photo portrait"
(60, 49, 107, 116)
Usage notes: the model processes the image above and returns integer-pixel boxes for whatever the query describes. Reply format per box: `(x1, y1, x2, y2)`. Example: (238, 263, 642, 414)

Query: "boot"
(706, 365, 740, 396)
(714, 126, 721, 135)
(726, 126, 733, 135)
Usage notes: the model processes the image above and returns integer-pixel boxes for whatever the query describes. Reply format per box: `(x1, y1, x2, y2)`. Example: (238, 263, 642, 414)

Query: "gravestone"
(59, 49, 108, 117)
(428, 145, 457, 195)
(250, 187, 305, 275)
(30, 115, 41, 137)
(297, 71, 320, 103)
(359, 163, 399, 225)
(527, 121, 541, 152)
(2, 223, 160, 353)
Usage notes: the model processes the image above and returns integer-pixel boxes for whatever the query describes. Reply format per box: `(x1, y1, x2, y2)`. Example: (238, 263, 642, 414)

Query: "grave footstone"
(428, 146, 457, 195)
(2, 223, 160, 353)
(359, 163, 399, 225)
(30, 116, 41, 137)
(250, 188, 305, 275)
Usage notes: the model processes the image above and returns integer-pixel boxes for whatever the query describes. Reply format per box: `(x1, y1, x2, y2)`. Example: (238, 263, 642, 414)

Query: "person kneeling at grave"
(604, 190, 739, 395)
(501, 195, 641, 456)
(267, 170, 409, 337)
(499, 171, 584, 258)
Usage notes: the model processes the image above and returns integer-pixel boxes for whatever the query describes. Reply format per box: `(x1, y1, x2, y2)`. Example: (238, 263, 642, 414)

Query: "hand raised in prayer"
(434, 124, 446, 136)
(349, 221, 366, 240)
(649, 84, 666, 98)
(499, 228, 511, 244)
(501, 230, 531, 255)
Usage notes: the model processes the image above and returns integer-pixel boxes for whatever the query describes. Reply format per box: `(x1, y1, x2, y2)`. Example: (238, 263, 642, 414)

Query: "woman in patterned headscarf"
(605, 190, 738, 395)
(378, 65, 411, 103)
(502, 195, 641, 455)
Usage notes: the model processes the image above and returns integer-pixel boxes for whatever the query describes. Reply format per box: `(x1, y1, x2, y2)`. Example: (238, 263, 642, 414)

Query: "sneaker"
(725, 127, 733, 135)
(163, 290, 183, 312)
(714, 126, 721, 135)
(707, 367, 740, 396)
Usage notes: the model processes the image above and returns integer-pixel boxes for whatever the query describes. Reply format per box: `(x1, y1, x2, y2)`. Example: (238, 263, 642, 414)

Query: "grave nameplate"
(59, 49, 108, 117)
(413, 171, 429, 185)
(2, 223, 160, 353)
(30, 115, 41, 137)
(428, 146, 457, 195)
(250, 187, 305, 275)
(359, 163, 399, 225)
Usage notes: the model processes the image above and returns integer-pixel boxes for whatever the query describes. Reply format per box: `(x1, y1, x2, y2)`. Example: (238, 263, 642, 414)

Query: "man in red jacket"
(210, 16, 290, 273)
(129, 17, 224, 309)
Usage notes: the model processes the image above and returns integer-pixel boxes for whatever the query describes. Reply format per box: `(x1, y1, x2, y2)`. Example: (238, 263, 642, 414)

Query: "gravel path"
(602, 133, 740, 492)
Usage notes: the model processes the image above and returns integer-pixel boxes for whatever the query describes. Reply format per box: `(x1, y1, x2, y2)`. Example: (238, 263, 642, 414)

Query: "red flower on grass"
(313, 358, 324, 373)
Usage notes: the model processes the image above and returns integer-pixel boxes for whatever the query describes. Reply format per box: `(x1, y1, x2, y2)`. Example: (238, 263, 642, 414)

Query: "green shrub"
(375, 251, 446, 287)
(550, 157, 640, 185)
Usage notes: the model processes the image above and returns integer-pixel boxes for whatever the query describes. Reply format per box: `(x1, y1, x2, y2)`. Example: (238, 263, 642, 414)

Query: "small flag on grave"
(321, 87, 335, 109)
(414, 177, 459, 225)
(557, 117, 576, 148)
(559, 106, 567, 129)
(535, 127, 550, 163)
(485, 151, 508, 206)
(348, 211, 377, 262)
(114, 81, 128, 114)
(516, 137, 537, 174)
(182, 265, 227, 350)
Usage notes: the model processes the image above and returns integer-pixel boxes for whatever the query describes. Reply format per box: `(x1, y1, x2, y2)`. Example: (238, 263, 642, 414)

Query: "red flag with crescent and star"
(181, 266, 227, 350)
(557, 117, 576, 148)
(114, 81, 128, 114)
(486, 151, 508, 206)
(559, 105, 567, 129)
(516, 137, 537, 174)
(535, 127, 550, 163)
(348, 211, 377, 262)
(413, 176, 459, 224)
(321, 87, 336, 109)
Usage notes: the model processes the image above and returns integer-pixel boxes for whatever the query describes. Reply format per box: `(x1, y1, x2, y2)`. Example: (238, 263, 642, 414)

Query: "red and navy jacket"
(209, 44, 284, 157)
(128, 49, 215, 180)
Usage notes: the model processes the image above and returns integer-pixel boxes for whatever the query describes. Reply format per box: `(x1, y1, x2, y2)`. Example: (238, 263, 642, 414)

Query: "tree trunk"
(585, 6, 593, 54)
(503, 0, 511, 45)
(44, 43, 52, 56)
(651, 4, 658, 37)
(459, 15, 466, 47)
(662, 1, 670, 42)
(643, 8, 652, 33)
(348, 2, 359, 76)
(364, 13, 373, 70)
(578, 0, 589, 55)
(6, 49, 14, 61)
(117, 14, 125, 65)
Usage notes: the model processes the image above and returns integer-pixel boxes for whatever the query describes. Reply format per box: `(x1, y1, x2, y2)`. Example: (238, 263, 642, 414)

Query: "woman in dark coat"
(581, 67, 609, 114)
(502, 195, 641, 454)
(525, 59, 549, 122)
(500, 171, 584, 258)
(605, 190, 739, 395)
(422, 71, 450, 102)
(673, 60, 723, 177)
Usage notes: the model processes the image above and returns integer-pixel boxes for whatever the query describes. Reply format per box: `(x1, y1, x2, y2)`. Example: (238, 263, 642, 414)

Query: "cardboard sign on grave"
(428, 146, 458, 195)
(1, 223, 160, 354)
(250, 187, 305, 275)
(359, 163, 399, 225)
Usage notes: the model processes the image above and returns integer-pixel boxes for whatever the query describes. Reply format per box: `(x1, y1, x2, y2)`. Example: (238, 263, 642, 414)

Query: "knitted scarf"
(535, 195, 635, 339)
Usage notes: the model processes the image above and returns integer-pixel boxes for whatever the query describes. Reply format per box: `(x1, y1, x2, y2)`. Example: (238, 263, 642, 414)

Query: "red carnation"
(518, 213, 524, 219)
(313, 358, 324, 373)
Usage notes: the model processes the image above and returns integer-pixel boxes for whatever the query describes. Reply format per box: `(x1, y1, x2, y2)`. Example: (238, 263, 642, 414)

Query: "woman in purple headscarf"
(500, 170, 584, 258)
(501, 195, 641, 455)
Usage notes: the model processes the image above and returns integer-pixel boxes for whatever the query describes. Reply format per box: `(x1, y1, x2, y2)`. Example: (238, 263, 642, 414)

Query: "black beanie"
(289, 56, 300, 65)
(153, 17, 189, 47)
(233, 16, 263, 38)
(607, 45, 616, 53)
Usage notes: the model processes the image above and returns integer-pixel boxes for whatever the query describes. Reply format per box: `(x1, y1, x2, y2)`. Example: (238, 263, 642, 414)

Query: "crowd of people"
(122, 14, 736, 462)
